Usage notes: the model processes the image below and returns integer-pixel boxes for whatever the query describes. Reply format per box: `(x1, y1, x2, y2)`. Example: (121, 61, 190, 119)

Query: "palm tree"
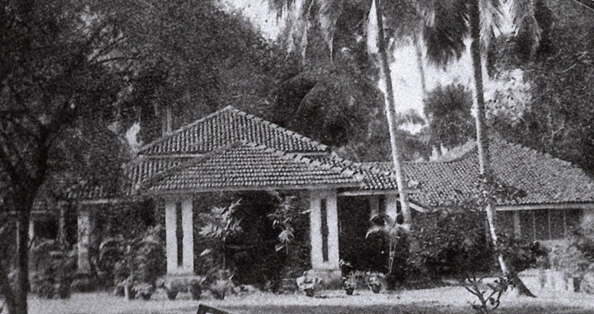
(372, 0, 413, 226)
(269, 0, 419, 226)
(420, 0, 540, 296)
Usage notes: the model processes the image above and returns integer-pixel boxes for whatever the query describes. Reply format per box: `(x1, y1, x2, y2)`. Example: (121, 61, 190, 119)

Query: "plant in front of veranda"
(97, 224, 165, 300)
(366, 210, 409, 288)
(198, 200, 242, 299)
(30, 239, 76, 299)
(548, 226, 594, 293)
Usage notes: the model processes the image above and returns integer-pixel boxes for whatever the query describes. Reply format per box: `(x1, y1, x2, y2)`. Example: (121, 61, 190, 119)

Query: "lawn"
(27, 283, 594, 314)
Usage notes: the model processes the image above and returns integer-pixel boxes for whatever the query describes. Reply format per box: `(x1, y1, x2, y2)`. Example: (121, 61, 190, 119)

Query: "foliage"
(268, 194, 303, 253)
(463, 274, 509, 314)
(498, 235, 548, 274)
(0, 0, 138, 311)
(409, 208, 494, 279)
(97, 225, 165, 298)
(90, 0, 299, 142)
(367, 211, 407, 273)
(549, 226, 594, 280)
(29, 240, 76, 299)
(423, 84, 474, 149)
(489, 0, 594, 176)
(198, 200, 243, 273)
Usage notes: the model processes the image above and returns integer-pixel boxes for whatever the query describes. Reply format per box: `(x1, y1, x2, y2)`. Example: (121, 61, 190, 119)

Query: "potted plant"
(296, 271, 321, 297)
(208, 269, 233, 300)
(343, 272, 357, 295)
(367, 272, 384, 294)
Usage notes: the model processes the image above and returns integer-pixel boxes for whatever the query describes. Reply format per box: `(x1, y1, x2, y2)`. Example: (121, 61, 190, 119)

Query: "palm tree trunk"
(469, 0, 506, 274)
(374, 0, 412, 227)
(468, 0, 534, 297)
(414, 33, 427, 95)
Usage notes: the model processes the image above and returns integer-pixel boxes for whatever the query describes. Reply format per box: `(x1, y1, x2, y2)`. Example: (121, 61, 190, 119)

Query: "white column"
(582, 209, 594, 228)
(77, 206, 92, 274)
(385, 194, 398, 222)
(181, 196, 194, 273)
(309, 190, 340, 270)
(309, 191, 323, 269)
(369, 196, 380, 218)
(28, 217, 35, 243)
(165, 198, 178, 274)
(326, 191, 340, 270)
(165, 196, 194, 275)
(513, 211, 522, 238)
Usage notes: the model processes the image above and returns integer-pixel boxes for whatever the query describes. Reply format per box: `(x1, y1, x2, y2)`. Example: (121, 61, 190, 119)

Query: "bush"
(549, 226, 594, 279)
(30, 240, 76, 299)
(97, 224, 165, 299)
(409, 208, 495, 279)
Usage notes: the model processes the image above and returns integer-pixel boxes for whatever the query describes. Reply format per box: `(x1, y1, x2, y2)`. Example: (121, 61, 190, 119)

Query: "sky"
(215, 0, 521, 133)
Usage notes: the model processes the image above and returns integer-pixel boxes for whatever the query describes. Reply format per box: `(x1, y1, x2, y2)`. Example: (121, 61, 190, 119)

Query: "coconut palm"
(419, 0, 541, 296)
(269, 0, 422, 227)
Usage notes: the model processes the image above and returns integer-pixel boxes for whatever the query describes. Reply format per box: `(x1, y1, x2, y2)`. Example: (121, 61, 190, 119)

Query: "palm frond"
(507, 0, 542, 58)
(479, 0, 503, 51)
(423, 0, 469, 66)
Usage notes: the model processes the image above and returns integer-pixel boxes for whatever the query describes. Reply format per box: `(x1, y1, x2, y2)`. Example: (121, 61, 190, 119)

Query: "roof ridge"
(234, 109, 329, 152)
(138, 106, 236, 153)
(138, 106, 329, 155)
(500, 139, 575, 167)
(277, 148, 362, 180)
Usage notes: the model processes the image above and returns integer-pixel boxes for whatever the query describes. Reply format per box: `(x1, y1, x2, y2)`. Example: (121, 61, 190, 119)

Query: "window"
(516, 209, 582, 241)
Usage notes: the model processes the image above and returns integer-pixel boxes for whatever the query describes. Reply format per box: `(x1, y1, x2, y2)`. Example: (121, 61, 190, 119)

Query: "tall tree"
(0, 1, 133, 313)
(420, 0, 540, 296)
(373, 0, 413, 226)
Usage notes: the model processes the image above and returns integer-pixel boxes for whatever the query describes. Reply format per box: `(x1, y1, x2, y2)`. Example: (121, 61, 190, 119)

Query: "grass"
(26, 283, 594, 314)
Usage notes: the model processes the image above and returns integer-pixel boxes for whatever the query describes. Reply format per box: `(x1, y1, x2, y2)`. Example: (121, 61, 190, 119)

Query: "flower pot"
(124, 284, 135, 300)
(211, 289, 226, 300)
(369, 283, 381, 294)
(189, 283, 202, 300)
(345, 287, 354, 295)
(305, 288, 315, 297)
(139, 292, 152, 300)
(166, 290, 178, 300)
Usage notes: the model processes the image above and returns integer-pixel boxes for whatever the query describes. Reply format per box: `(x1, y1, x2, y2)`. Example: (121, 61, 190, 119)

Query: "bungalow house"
(38, 106, 594, 282)
(398, 139, 594, 244)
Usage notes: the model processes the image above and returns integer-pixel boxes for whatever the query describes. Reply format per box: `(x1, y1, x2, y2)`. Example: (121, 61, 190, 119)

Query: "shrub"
(97, 224, 165, 299)
(549, 226, 594, 280)
(30, 239, 76, 299)
(409, 208, 494, 279)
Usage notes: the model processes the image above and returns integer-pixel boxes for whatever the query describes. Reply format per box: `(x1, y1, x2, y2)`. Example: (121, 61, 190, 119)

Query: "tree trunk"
(414, 33, 427, 96)
(15, 207, 31, 314)
(468, 0, 534, 298)
(374, 0, 412, 227)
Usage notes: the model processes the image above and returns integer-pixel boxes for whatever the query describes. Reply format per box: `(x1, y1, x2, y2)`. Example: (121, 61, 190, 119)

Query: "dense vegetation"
(2, 0, 594, 313)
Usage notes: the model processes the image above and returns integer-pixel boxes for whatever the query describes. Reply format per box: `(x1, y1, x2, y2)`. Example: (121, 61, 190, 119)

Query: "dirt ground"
(27, 280, 594, 314)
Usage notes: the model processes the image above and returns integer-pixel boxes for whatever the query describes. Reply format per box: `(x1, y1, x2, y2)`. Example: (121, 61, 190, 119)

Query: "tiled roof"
(138, 142, 362, 193)
(312, 155, 399, 191)
(375, 138, 594, 208)
(127, 156, 193, 191)
(139, 106, 328, 156)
